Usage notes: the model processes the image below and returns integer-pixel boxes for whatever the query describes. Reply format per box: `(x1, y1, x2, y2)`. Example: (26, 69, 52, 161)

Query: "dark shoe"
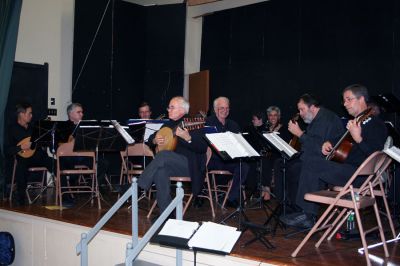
(280, 212, 315, 228)
(192, 197, 204, 208)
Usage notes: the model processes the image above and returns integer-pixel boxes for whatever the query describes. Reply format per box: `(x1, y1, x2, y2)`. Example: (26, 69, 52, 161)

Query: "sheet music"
(158, 219, 199, 239)
(188, 222, 241, 253)
(111, 120, 135, 144)
(263, 132, 297, 158)
(145, 123, 164, 141)
(205, 132, 260, 159)
(384, 145, 400, 163)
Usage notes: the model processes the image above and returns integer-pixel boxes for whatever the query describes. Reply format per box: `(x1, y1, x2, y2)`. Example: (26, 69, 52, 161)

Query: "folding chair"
(147, 151, 216, 218)
(119, 143, 154, 200)
(56, 140, 99, 209)
(206, 147, 233, 209)
(9, 158, 48, 204)
(291, 151, 390, 266)
(333, 154, 396, 238)
(147, 176, 193, 218)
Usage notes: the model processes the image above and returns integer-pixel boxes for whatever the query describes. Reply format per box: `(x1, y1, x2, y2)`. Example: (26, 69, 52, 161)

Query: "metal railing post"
(175, 182, 183, 266)
(80, 233, 88, 266)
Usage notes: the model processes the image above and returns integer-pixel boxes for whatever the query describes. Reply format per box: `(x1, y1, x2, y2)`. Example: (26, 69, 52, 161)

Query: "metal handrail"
(76, 178, 184, 266)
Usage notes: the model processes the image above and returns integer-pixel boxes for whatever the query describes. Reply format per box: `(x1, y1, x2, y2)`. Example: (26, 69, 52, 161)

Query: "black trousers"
(14, 150, 54, 202)
(138, 151, 189, 212)
(296, 158, 358, 215)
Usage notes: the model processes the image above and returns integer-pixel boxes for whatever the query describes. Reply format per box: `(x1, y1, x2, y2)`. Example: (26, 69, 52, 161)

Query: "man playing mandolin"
(284, 84, 387, 228)
(137, 96, 208, 213)
(6, 103, 54, 205)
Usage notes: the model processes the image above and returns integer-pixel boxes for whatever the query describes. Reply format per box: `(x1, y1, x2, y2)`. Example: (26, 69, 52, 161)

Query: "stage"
(0, 188, 399, 265)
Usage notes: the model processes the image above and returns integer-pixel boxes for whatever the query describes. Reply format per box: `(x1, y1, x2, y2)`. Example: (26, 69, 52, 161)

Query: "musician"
(67, 102, 83, 125)
(206, 96, 249, 208)
(282, 85, 387, 228)
(137, 96, 207, 212)
(6, 103, 54, 205)
(248, 111, 268, 133)
(262, 106, 291, 201)
(275, 94, 344, 213)
(138, 102, 152, 119)
(60, 103, 108, 199)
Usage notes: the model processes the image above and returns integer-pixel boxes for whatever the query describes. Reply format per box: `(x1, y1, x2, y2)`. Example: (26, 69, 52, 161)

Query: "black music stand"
(74, 120, 128, 208)
(27, 120, 74, 202)
(258, 133, 299, 236)
(242, 130, 274, 209)
(204, 132, 274, 249)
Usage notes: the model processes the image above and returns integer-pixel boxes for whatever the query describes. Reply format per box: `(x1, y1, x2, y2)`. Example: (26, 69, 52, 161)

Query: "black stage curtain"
(72, 0, 185, 122)
(201, 0, 400, 127)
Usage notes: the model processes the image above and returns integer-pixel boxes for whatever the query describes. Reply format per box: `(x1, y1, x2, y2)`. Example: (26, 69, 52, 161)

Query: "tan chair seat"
(305, 190, 375, 209)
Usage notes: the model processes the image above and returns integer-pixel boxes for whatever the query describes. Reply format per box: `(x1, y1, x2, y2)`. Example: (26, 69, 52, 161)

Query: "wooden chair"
(291, 151, 390, 266)
(206, 147, 234, 209)
(56, 140, 99, 209)
(9, 158, 48, 204)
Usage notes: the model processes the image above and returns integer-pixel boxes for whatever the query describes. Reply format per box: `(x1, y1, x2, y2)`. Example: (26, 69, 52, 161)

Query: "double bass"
(326, 108, 373, 163)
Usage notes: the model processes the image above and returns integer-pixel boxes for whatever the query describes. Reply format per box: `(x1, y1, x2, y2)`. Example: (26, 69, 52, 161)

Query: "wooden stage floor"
(1, 188, 399, 266)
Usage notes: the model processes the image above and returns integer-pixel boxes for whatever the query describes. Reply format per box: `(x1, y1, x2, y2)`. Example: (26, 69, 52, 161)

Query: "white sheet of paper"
(188, 222, 240, 253)
(158, 219, 199, 239)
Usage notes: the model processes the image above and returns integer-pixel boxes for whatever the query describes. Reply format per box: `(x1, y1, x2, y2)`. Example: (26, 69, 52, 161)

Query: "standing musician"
(5, 103, 54, 205)
(275, 94, 344, 220)
(206, 96, 249, 208)
(282, 84, 387, 228)
(138, 102, 152, 119)
(137, 96, 207, 212)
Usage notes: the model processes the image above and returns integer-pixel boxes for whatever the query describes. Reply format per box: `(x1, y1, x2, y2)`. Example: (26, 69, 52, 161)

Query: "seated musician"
(5, 103, 54, 205)
(138, 101, 152, 119)
(274, 94, 344, 216)
(261, 106, 291, 201)
(205, 96, 249, 208)
(282, 84, 387, 228)
(59, 103, 108, 199)
(137, 96, 207, 212)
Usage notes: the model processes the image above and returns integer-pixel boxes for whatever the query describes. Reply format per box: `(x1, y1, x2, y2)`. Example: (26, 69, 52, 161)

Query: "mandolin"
(155, 117, 205, 153)
(288, 113, 302, 151)
(17, 137, 35, 158)
(326, 108, 373, 163)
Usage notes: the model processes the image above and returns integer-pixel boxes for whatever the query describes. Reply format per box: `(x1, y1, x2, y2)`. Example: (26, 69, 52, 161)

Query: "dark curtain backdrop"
(72, 0, 185, 122)
(0, 0, 23, 196)
(201, 0, 400, 127)
(73, 0, 400, 129)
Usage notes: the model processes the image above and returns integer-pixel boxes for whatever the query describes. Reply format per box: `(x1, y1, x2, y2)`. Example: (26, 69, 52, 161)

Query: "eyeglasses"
(342, 97, 357, 104)
(217, 107, 230, 111)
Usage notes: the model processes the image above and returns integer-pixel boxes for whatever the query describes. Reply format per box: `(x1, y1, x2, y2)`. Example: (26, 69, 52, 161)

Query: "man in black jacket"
(282, 84, 387, 227)
(138, 96, 207, 212)
(206, 96, 249, 208)
(6, 103, 53, 205)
